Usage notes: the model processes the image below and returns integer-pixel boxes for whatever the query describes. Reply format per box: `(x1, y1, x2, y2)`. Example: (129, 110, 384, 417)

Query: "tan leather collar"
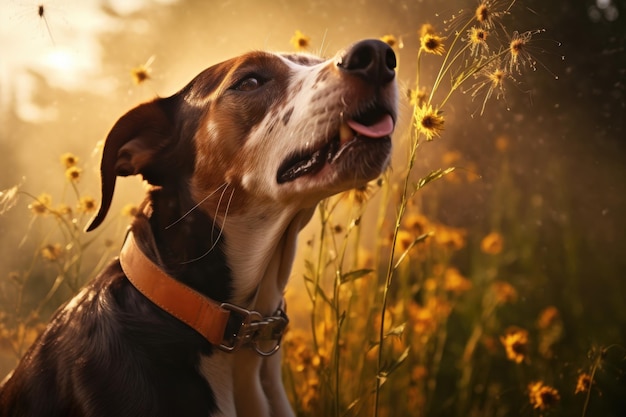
(119, 231, 289, 355)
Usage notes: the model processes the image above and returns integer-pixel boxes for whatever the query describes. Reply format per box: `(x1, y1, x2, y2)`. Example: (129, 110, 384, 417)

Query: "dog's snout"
(338, 39, 396, 85)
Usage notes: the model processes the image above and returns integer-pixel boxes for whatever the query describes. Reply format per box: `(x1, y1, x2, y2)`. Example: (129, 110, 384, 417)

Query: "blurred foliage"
(1, 0, 625, 416)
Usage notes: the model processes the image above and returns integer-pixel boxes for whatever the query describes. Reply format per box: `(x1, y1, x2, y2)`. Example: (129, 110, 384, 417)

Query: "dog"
(0, 39, 397, 416)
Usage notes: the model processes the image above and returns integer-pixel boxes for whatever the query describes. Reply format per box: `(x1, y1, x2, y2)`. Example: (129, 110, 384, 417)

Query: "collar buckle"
(219, 303, 289, 356)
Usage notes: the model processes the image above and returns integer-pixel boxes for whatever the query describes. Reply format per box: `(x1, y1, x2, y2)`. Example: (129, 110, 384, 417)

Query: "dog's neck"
(132, 185, 314, 315)
(222, 205, 315, 313)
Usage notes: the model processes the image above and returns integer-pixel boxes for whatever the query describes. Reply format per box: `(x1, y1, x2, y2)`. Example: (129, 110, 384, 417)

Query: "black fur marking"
(282, 107, 294, 126)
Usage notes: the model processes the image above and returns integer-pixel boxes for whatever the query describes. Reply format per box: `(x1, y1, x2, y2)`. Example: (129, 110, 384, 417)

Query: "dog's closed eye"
(232, 76, 266, 92)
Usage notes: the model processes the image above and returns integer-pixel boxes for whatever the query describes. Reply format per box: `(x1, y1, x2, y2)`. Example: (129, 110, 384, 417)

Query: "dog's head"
(87, 39, 398, 231)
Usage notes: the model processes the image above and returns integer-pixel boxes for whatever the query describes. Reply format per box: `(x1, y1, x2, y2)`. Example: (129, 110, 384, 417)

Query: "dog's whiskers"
(181, 185, 235, 265)
(210, 184, 230, 243)
(165, 183, 228, 230)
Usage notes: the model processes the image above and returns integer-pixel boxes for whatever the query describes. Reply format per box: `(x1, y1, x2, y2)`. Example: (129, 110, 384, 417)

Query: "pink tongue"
(347, 114, 394, 138)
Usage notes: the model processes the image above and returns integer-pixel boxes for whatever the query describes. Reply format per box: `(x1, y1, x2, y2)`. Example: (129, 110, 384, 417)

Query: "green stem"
(428, 19, 474, 105)
(374, 142, 420, 416)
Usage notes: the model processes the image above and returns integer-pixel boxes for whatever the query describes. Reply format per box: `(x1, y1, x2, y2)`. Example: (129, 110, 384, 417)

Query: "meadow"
(1, 1, 625, 416)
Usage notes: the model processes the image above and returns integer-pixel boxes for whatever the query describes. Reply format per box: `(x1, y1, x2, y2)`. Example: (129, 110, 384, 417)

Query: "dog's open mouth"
(277, 107, 394, 184)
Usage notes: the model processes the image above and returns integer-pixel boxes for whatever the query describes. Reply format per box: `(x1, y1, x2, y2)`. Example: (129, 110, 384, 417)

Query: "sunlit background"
(1, 0, 625, 415)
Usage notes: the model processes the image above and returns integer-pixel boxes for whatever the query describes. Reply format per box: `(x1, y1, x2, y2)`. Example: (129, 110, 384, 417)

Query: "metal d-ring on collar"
(219, 302, 290, 356)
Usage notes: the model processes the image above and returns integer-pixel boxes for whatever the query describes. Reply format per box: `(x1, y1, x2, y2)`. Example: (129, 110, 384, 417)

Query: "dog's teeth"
(339, 123, 354, 144)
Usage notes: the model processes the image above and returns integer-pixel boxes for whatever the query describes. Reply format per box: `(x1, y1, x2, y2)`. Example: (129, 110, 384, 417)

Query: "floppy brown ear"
(86, 99, 173, 232)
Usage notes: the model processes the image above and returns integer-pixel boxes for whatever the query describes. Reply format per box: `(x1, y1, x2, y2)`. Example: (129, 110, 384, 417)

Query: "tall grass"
(1, 1, 623, 416)
(281, 2, 623, 416)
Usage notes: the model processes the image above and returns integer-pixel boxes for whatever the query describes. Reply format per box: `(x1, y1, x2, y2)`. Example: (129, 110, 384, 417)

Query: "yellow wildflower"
(467, 26, 489, 56)
(433, 225, 466, 251)
(403, 213, 430, 236)
(395, 229, 414, 253)
(443, 267, 472, 294)
(491, 281, 518, 304)
(467, 59, 512, 115)
(500, 327, 528, 363)
(411, 365, 428, 381)
(380, 34, 400, 49)
(420, 33, 445, 55)
(488, 67, 507, 90)
(77, 196, 97, 213)
(60, 152, 79, 169)
(131, 56, 154, 85)
(474, 0, 512, 29)
(121, 203, 139, 217)
(408, 302, 436, 336)
(290, 30, 310, 51)
(424, 278, 437, 292)
(65, 166, 82, 183)
(528, 381, 560, 411)
(332, 224, 344, 234)
(55, 204, 72, 216)
(575, 372, 592, 395)
(29, 193, 52, 216)
(495, 135, 510, 152)
(507, 30, 545, 74)
(480, 231, 504, 255)
(342, 183, 371, 205)
(41, 243, 63, 262)
(408, 87, 428, 107)
(415, 104, 445, 141)
(441, 150, 461, 166)
(537, 306, 559, 330)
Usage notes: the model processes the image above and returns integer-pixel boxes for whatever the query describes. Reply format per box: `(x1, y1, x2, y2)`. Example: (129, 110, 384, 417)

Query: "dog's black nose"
(338, 39, 396, 85)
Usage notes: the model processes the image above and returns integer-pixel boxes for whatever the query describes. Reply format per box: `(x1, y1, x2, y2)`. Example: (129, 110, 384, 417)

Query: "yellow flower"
(466, 59, 512, 115)
(341, 183, 371, 205)
(441, 150, 461, 166)
(475, 2, 492, 27)
(28, 193, 52, 216)
(495, 135, 510, 152)
(121, 203, 139, 217)
(528, 381, 560, 411)
(480, 231, 504, 255)
(77, 196, 97, 213)
(403, 213, 430, 236)
(433, 225, 466, 251)
(500, 327, 528, 363)
(507, 30, 545, 74)
(395, 229, 414, 253)
(408, 302, 436, 335)
(380, 34, 399, 49)
(131, 56, 154, 85)
(420, 33, 445, 55)
(55, 204, 72, 216)
(411, 365, 428, 381)
(290, 30, 310, 51)
(131, 66, 151, 85)
(474, 0, 511, 29)
(60, 152, 79, 169)
(41, 243, 63, 262)
(415, 104, 445, 141)
(575, 373, 592, 395)
(332, 224, 344, 234)
(65, 166, 82, 183)
(443, 267, 472, 294)
(491, 281, 518, 304)
(467, 26, 489, 56)
(537, 306, 559, 330)
(408, 87, 428, 107)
